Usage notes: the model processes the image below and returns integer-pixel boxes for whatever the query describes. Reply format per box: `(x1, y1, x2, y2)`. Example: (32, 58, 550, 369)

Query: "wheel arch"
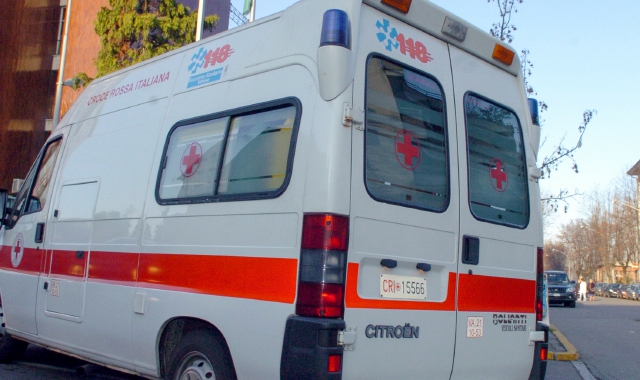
(156, 316, 236, 379)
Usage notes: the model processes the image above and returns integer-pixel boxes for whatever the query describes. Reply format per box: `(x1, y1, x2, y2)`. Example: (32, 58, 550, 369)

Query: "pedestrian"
(588, 279, 596, 301)
(579, 277, 587, 301)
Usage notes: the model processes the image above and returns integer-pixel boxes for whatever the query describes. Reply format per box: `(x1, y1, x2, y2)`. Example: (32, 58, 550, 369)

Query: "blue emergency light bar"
(528, 98, 540, 126)
(320, 9, 350, 49)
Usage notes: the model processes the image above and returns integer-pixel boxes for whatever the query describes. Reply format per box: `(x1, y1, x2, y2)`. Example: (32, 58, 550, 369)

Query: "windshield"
(546, 273, 569, 284)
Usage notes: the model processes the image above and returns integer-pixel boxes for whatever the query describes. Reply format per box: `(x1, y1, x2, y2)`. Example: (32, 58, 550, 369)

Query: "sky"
(229, 0, 640, 239)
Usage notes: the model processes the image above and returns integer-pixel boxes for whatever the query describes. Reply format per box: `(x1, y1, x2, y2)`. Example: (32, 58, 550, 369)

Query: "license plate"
(551, 293, 561, 297)
(380, 274, 427, 300)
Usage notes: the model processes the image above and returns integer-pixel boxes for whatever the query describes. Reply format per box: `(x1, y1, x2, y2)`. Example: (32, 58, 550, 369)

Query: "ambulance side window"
(464, 93, 529, 228)
(364, 55, 449, 212)
(217, 106, 296, 196)
(28, 139, 62, 214)
(158, 117, 229, 200)
(5, 138, 62, 228)
(157, 98, 300, 204)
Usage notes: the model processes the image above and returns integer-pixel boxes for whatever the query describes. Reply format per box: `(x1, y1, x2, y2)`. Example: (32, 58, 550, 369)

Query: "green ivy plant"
(73, 0, 218, 88)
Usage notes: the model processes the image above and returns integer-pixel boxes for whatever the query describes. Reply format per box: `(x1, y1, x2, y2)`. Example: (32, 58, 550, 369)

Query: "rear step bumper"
(528, 322, 549, 380)
(281, 316, 345, 380)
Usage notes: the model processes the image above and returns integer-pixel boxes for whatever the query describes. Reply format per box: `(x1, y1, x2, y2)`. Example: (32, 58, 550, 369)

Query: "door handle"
(35, 223, 45, 244)
(462, 236, 480, 265)
(76, 250, 85, 259)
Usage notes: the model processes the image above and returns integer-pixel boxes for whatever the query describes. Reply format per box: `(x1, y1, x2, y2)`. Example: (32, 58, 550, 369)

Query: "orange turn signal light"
(492, 44, 515, 66)
(381, 0, 412, 14)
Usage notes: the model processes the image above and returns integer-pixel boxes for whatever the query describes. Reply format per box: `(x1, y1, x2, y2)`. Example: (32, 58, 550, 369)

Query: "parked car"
(627, 284, 639, 300)
(595, 282, 608, 297)
(545, 270, 576, 307)
(617, 284, 630, 299)
(605, 283, 621, 298)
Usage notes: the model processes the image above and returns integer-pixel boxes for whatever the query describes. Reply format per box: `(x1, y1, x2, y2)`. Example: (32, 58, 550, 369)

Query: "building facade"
(0, 0, 230, 190)
(0, 0, 61, 190)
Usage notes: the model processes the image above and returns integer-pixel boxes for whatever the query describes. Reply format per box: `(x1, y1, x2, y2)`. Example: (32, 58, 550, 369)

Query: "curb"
(548, 324, 579, 361)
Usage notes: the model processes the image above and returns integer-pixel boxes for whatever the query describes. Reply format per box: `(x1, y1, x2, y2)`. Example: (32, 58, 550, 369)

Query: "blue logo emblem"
(186, 44, 233, 89)
(376, 19, 399, 51)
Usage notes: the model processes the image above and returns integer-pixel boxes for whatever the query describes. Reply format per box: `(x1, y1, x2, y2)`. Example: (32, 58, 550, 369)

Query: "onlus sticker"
(50, 279, 60, 297)
(11, 233, 24, 268)
(467, 316, 483, 338)
(180, 142, 202, 177)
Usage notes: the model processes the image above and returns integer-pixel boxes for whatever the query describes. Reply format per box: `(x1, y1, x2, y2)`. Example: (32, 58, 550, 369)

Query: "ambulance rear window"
(464, 93, 529, 228)
(364, 56, 449, 212)
(156, 98, 300, 204)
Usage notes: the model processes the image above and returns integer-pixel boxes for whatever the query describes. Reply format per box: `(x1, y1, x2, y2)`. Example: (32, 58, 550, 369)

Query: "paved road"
(548, 295, 640, 380)
(0, 344, 143, 380)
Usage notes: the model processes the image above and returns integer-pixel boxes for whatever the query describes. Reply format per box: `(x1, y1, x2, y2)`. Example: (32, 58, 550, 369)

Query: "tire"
(167, 329, 236, 380)
(568, 301, 576, 308)
(0, 306, 28, 363)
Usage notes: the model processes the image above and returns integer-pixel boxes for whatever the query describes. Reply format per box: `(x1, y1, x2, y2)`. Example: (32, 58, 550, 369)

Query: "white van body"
(0, 0, 547, 379)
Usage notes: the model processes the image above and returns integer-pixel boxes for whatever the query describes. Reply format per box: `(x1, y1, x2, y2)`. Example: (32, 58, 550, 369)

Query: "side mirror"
(0, 189, 7, 227)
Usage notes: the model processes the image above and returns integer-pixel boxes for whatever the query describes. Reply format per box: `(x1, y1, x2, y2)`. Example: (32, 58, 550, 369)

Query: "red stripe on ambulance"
(137, 254, 297, 303)
(457, 273, 536, 313)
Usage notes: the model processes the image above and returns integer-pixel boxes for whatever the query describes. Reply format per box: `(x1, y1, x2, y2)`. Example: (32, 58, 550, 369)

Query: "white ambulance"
(0, 0, 548, 378)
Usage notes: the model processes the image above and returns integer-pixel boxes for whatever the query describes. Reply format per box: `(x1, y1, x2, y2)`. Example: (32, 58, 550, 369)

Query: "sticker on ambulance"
(467, 316, 484, 338)
(50, 279, 60, 297)
(11, 233, 24, 268)
(380, 274, 427, 300)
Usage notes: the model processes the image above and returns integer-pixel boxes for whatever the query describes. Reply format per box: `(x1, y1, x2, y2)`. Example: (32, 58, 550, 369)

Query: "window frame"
(4, 137, 63, 229)
(463, 91, 530, 229)
(363, 53, 451, 214)
(155, 97, 302, 205)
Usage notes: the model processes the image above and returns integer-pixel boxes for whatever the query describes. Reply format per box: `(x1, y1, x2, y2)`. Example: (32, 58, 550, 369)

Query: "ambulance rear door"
(449, 45, 538, 379)
(343, 6, 459, 378)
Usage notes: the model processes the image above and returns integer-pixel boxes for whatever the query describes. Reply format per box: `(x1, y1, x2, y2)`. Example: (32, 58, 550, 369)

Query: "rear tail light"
(296, 214, 349, 318)
(535, 247, 544, 322)
(328, 354, 342, 373)
(540, 346, 548, 361)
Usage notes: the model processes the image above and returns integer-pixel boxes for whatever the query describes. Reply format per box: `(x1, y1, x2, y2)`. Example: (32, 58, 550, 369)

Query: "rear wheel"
(167, 329, 236, 380)
(0, 306, 28, 363)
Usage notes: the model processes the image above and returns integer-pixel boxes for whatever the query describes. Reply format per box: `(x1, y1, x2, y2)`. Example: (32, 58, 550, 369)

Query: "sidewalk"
(548, 324, 579, 361)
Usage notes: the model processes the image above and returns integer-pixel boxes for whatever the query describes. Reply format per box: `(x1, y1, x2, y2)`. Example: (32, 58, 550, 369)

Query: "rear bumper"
(281, 316, 345, 380)
(528, 323, 549, 380)
(548, 294, 574, 303)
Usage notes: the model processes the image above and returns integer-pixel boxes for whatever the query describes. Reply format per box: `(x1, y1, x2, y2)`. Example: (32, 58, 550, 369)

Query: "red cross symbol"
(181, 143, 202, 177)
(13, 240, 21, 260)
(490, 158, 508, 192)
(395, 130, 421, 170)
(11, 234, 24, 268)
